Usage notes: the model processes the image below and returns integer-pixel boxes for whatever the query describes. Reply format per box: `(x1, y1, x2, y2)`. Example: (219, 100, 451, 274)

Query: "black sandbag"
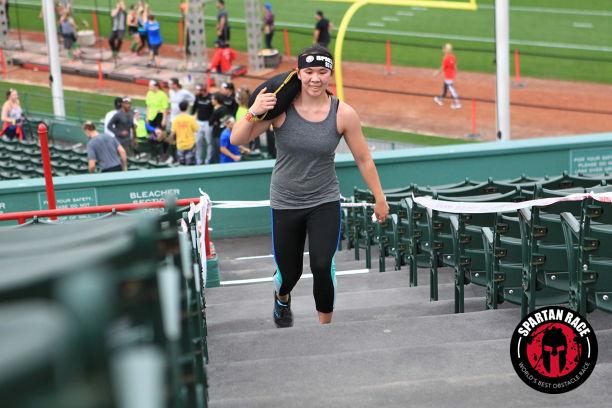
(247, 70, 301, 121)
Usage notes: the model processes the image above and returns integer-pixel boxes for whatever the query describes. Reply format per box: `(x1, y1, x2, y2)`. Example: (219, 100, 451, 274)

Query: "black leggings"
(271, 200, 341, 313)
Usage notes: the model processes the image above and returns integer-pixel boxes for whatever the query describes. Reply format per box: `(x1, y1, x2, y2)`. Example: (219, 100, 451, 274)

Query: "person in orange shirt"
(209, 40, 237, 74)
(433, 43, 461, 109)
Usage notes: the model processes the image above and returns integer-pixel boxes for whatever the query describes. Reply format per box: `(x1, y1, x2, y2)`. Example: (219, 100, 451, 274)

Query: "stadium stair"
(204, 235, 612, 408)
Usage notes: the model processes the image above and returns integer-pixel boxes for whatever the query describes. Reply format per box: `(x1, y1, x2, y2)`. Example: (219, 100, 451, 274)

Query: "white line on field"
(396, 11, 414, 17)
(382, 16, 400, 22)
(572, 22, 594, 29)
(411, 7, 428, 12)
(478, 4, 612, 17)
(235, 252, 310, 260)
(367, 22, 386, 27)
(220, 269, 370, 286)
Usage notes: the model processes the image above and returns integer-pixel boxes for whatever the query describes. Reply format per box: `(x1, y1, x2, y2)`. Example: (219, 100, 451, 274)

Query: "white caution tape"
(414, 192, 612, 214)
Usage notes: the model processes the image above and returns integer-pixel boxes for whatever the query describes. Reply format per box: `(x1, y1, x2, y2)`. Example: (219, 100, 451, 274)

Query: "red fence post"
(178, 18, 185, 50)
(97, 59, 104, 88)
(283, 29, 291, 58)
(467, 98, 480, 139)
(38, 123, 57, 220)
(513, 49, 524, 88)
(0, 49, 7, 78)
(385, 40, 392, 75)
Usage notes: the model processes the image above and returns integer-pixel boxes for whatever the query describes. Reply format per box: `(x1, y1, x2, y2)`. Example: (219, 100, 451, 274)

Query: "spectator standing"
(83, 121, 127, 173)
(216, 0, 230, 43)
(235, 87, 260, 152)
(109, 1, 127, 64)
(220, 116, 251, 163)
(433, 43, 461, 109)
(104, 97, 123, 137)
(220, 81, 238, 117)
(208, 92, 229, 164)
(127, 4, 140, 55)
(108, 97, 136, 154)
(145, 14, 163, 68)
(145, 80, 168, 129)
(171, 100, 199, 165)
(191, 84, 214, 165)
(146, 80, 170, 159)
(59, 11, 80, 60)
(180, 1, 191, 57)
(136, 1, 149, 55)
(168, 78, 195, 128)
(313, 10, 332, 49)
(0, 88, 24, 140)
(263, 2, 274, 49)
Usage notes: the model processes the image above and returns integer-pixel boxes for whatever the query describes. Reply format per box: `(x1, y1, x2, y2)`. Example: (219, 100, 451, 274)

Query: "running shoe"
(451, 102, 462, 109)
(433, 96, 443, 106)
(273, 292, 293, 328)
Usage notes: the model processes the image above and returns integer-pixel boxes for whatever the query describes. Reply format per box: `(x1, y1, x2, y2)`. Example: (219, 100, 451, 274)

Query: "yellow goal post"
(325, 0, 478, 100)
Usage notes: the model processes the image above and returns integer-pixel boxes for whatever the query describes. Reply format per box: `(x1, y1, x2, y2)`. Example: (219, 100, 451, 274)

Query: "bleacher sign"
(570, 147, 612, 176)
(38, 188, 99, 220)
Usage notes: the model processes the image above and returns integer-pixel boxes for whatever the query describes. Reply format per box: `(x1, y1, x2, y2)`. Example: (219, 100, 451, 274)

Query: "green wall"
(1, 133, 612, 236)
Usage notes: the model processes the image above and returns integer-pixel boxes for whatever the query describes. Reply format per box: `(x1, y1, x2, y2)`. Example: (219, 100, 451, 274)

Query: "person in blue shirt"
(219, 116, 251, 163)
(144, 14, 163, 68)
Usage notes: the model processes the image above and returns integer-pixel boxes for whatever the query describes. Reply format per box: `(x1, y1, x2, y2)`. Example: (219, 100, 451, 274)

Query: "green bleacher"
(0, 135, 177, 180)
(0, 203, 210, 407)
(344, 172, 612, 317)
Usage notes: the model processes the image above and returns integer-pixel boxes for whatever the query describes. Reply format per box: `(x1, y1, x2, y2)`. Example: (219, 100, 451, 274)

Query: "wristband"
(245, 109, 262, 123)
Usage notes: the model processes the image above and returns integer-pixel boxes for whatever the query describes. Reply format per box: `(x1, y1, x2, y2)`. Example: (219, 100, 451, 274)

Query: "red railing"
(0, 198, 214, 258)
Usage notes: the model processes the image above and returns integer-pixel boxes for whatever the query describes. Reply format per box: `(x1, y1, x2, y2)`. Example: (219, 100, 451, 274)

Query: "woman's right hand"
(250, 87, 277, 116)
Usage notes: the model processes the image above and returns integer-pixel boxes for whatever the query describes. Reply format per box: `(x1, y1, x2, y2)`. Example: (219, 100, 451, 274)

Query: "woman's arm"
(339, 102, 389, 222)
(230, 86, 277, 145)
(1, 102, 11, 123)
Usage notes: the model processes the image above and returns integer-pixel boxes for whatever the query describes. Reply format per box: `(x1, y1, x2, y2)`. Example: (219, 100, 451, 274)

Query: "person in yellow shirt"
(171, 100, 199, 165)
(145, 80, 169, 128)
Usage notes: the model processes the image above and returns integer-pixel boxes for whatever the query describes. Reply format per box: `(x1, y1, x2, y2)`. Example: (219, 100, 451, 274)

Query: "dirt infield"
(5, 31, 612, 141)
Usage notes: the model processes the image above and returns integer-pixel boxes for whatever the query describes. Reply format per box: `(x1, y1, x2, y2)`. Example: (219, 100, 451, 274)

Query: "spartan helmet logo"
(542, 327, 567, 374)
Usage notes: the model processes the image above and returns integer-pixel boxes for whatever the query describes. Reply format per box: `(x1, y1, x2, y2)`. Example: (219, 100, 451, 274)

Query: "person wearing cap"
(219, 116, 251, 163)
(231, 44, 389, 328)
(146, 80, 169, 129)
(108, 96, 136, 154)
(220, 81, 238, 117)
(83, 121, 127, 173)
(262, 2, 274, 49)
(104, 97, 123, 137)
(171, 100, 199, 165)
(191, 84, 214, 165)
(168, 78, 195, 128)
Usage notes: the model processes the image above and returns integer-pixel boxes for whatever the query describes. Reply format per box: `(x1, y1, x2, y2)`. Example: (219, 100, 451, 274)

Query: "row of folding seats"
(0, 204, 210, 407)
(344, 172, 612, 317)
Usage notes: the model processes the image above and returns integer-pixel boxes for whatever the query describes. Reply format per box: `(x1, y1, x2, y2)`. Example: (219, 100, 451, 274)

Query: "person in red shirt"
(209, 40, 237, 74)
(433, 43, 461, 109)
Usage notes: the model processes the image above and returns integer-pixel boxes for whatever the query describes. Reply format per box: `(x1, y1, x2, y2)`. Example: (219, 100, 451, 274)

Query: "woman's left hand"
(373, 199, 389, 223)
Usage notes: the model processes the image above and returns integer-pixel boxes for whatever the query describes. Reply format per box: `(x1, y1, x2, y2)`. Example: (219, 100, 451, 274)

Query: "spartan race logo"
(510, 306, 598, 393)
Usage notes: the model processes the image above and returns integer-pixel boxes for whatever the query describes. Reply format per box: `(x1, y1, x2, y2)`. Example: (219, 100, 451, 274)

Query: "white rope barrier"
(414, 192, 612, 214)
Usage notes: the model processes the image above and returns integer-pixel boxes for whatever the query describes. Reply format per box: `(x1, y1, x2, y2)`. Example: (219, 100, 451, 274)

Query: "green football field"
(9, 0, 612, 83)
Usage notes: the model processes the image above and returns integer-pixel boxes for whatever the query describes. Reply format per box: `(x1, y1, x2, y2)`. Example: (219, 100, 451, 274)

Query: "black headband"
(298, 54, 334, 70)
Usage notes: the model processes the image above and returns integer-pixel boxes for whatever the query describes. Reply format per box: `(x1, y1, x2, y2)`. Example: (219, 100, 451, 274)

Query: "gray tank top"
(270, 96, 342, 209)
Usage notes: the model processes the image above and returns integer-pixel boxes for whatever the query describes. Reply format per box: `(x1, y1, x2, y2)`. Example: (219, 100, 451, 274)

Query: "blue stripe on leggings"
(271, 208, 282, 293)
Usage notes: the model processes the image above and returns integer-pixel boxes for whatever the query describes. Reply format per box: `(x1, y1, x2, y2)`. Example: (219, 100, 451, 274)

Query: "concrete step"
(207, 267, 455, 301)
(207, 295, 510, 335)
(207, 331, 612, 408)
(206, 281, 487, 331)
(207, 308, 527, 363)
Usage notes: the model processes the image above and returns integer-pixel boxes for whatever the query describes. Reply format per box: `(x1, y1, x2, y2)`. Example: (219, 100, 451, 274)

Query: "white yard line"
(367, 22, 386, 27)
(235, 252, 310, 260)
(572, 22, 594, 29)
(220, 269, 370, 286)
